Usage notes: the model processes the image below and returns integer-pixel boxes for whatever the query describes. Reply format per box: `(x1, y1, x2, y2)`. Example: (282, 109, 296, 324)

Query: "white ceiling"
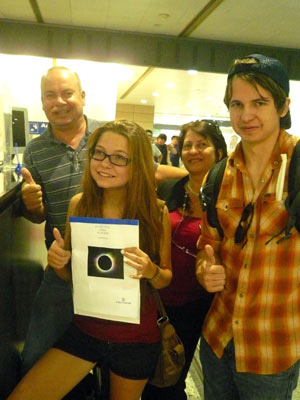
(116, 65, 229, 122)
(1, 0, 300, 125)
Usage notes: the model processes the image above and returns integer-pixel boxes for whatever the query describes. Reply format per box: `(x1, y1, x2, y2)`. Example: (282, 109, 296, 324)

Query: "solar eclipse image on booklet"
(88, 246, 124, 279)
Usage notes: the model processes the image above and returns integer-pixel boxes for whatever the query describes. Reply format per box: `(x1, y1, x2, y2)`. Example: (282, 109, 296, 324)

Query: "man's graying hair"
(41, 66, 83, 93)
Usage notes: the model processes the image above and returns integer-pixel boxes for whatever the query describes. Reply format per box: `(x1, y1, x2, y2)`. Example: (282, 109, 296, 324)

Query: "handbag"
(149, 288, 185, 388)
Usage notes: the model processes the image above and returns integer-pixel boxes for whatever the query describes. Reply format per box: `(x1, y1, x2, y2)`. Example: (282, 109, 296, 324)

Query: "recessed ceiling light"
(206, 96, 213, 101)
(140, 99, 147, 104)
(152, 92, 160, 96)
(166, 82, 175, 88)
(186, 103, 192, 108)
(187, 70, 198, 75)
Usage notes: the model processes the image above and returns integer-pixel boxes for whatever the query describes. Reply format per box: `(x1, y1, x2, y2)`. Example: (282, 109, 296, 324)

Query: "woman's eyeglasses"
(171, 192, 198, 258)
(90, 149, 130, 167)
(172, 215, 198, 258)
(172, 238, 197, 258)
(234, 202, 254, 246)
(201, 119, 223, 136)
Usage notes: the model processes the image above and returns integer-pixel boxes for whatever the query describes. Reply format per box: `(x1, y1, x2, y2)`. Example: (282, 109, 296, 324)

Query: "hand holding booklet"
(70, 216, 140, 324)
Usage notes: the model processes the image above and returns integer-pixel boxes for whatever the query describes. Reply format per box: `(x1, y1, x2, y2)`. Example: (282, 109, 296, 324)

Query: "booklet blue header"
(69, 216, 139, 225)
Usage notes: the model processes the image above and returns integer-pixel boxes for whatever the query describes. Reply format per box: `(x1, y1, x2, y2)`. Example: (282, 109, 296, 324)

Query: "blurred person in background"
(146, 129, 162, 163)
(168, 135, 180, 167)
(155, 133, 168, 165)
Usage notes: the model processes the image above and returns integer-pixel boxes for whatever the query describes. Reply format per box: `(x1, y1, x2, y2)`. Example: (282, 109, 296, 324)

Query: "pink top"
(160, 209, 208, 306)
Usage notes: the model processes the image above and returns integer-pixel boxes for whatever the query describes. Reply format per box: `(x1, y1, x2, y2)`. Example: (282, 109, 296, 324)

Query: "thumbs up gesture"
(196, 245, 225, 292)
(21, 167, 44, 212)
(48, 228, 71, 269)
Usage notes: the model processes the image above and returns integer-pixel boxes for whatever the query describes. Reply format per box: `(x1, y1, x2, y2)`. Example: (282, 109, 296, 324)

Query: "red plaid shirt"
(197, 130, 300, 374)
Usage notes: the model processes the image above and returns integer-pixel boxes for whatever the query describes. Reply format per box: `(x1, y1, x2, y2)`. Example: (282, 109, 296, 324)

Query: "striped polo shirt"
(23, 117, 102, 248)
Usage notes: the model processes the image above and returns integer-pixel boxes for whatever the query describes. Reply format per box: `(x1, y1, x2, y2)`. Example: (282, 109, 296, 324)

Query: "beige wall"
(115, 103, 154, 131)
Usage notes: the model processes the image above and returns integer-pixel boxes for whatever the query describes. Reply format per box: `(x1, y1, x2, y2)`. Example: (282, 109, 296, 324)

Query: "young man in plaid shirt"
(196, 54, 300, 399)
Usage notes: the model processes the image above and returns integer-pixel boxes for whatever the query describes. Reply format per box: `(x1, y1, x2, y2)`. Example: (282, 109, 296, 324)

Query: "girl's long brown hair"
(75, 120, 162, 262)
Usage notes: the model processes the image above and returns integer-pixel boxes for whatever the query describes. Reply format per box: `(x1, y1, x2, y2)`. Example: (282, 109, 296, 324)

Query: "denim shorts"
(54, 322, 160, 380)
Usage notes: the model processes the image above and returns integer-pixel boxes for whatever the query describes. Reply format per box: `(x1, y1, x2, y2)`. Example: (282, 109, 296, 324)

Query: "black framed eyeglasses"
(234, 202, 254, 246)
(90, 149, 130, 167)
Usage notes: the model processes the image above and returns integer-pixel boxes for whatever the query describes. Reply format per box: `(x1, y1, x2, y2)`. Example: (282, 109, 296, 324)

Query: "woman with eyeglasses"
(9, 120, 172, 400)
(142, 120, 227, 400)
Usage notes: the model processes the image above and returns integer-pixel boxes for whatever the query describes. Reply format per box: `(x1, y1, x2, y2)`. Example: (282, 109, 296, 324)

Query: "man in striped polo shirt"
(20, 66, 187, 384)
(20, 67, 103, 386)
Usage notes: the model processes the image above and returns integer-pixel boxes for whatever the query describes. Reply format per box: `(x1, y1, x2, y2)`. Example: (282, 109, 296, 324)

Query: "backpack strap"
(200, 157, 227, 239)
(287, 140, 300, 199)
(282, 139, 300, 239)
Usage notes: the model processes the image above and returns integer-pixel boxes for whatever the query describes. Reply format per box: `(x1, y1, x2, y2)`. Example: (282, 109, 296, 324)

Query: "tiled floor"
(185, 358, 300, 399)
(185, 368, 203, 399)
(293, 380, 300, 400)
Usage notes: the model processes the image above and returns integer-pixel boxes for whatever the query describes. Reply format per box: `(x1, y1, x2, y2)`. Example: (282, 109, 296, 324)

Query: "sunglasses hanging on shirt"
(234, 202, 254, 247)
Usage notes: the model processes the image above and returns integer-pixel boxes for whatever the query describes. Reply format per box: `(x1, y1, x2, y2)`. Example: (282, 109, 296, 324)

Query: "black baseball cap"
(227, 54, 289, 96)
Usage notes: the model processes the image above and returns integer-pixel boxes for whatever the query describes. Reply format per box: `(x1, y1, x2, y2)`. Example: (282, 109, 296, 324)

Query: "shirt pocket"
(260, 193, 289, 236)
(216, 198, 244, 239)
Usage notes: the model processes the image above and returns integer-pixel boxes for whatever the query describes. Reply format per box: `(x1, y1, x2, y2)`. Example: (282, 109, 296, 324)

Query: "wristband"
(149, 264, 161, 283)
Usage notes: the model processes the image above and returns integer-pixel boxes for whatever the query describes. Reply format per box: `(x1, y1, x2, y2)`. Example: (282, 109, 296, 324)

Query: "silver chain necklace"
(186, 181, 199, 197)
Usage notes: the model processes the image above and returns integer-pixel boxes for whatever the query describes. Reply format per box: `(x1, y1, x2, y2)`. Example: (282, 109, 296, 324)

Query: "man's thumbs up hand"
(53, 228, 65, 249)
(22, 167, 36, 185)
(48, 228, 71, 269)
(196, 245, 226, 292)
(21, 167, 44, 212)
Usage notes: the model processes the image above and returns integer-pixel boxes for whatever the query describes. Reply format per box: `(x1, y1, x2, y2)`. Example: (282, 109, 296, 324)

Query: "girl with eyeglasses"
(9, 120, 172, 400)
(142, 120, 227, 400)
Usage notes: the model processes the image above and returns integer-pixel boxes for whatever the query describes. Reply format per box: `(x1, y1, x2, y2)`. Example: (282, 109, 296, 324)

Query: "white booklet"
(70, 216, 140, 324)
